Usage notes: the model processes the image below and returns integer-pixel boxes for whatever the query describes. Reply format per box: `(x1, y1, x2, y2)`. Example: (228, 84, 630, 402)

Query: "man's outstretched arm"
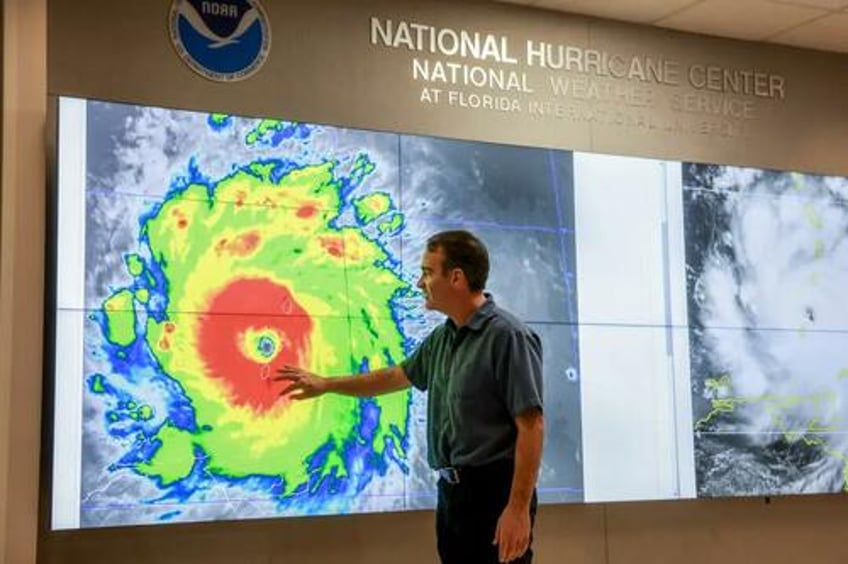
(275, 364, 411, 399)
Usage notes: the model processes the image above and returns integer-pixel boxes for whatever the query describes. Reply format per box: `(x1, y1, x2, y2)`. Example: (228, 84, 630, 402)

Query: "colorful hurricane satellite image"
(73, 100, 583, 526)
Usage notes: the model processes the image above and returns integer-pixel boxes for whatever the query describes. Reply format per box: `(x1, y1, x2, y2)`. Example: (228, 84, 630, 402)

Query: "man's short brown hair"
(426, 230, 489, 293)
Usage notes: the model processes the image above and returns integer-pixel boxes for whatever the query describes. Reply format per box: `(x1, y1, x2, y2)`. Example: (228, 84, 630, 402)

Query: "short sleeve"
(494, 327, 544, 416)
(400, 331, 435, 392)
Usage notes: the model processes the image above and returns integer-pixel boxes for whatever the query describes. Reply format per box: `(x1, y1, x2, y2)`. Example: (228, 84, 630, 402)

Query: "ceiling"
(495, 0, 848, 54)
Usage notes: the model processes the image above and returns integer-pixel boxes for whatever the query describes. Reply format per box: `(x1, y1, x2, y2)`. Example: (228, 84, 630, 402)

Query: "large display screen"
(50, 97, 848, 529)
(684, 165, 848, 496)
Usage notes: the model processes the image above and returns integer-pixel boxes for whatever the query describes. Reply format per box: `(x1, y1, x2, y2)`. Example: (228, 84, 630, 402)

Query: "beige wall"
(0, 0, 46, 563)
(0, 1, 4, 558)
(32, 496, 848, 563)
(1, 0, 848, 563)
(48, 0, 848, 176)
(0, 0, 3, 281)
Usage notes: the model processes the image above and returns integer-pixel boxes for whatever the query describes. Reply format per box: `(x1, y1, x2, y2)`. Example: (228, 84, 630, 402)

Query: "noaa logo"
(169, 0, 271, 82)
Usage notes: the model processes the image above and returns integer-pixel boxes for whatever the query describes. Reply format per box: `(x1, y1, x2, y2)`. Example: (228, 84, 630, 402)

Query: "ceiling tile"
(771, 12, 848, 51)
(655, 0, 826, 39)
(530, 0, 700, 24)
(493, 0, 848, 53)
(770, 0, 848, 9)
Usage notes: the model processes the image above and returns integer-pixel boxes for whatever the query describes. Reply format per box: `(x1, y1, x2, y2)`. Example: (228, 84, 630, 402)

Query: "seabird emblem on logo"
(169, 0, 271, 82)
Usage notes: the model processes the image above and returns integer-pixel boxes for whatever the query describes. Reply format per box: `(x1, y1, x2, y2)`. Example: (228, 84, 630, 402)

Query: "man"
(276, 230, 544, 563)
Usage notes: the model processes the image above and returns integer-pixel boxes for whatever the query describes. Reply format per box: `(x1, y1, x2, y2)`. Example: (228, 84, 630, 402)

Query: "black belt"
(436, 459, 513, 485)
(437, 467, 461, 484)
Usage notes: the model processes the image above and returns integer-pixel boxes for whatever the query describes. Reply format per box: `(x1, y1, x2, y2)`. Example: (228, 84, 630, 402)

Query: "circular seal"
(169, 0, 271, 82)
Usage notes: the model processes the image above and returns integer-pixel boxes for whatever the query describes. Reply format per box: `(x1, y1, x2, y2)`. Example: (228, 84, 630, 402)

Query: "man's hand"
(274, 365, 410, 399)
(494, 407, 543, 561)
(493, 502, 531, 563)
(274, 365, 329, 399)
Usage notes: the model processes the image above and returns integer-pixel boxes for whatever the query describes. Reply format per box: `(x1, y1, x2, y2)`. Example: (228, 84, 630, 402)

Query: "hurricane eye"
(257, 335, 276, 358)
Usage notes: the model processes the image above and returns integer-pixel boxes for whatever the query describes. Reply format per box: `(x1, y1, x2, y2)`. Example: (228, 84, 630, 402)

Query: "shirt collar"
(446, 293, 496, 332)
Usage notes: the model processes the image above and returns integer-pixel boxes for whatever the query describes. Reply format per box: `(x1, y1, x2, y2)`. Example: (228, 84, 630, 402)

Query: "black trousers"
(436, 459, 537, 564)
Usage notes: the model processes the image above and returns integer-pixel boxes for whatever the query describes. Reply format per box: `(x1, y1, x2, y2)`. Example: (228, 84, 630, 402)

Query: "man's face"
(417, 247, 455, 312)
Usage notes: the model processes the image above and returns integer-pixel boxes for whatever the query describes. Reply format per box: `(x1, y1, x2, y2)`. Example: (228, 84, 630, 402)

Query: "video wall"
(50, 97, 848, 529)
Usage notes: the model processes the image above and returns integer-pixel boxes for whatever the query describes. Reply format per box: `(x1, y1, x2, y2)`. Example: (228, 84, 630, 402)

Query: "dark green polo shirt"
(401, 295, 543, 469)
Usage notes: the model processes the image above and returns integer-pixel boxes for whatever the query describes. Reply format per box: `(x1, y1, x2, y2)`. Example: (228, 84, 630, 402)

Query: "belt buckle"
(440, 467, 460, 484)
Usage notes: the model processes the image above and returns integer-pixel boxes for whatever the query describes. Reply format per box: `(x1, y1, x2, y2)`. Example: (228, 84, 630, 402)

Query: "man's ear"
(449, 268, 466, 288)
